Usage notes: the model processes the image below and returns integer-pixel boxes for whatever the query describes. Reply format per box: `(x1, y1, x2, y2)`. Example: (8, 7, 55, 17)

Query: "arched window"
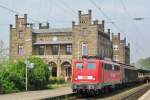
(49, 62, 57, 77)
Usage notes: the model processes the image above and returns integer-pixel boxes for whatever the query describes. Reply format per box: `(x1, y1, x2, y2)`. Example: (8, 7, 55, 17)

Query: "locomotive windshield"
(88, 62, 96, 69)
(76, 62, 83, 69)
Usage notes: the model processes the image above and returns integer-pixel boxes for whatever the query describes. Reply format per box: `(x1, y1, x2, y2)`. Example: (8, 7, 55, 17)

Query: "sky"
(0, 0, 150, 62)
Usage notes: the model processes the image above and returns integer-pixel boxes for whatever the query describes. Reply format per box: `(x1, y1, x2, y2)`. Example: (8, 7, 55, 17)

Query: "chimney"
(124, 37, 126, 44)
(30, 23, 33, 28)
(24, 14, 27, 26)
(93, 20, 98, 25)
(78, 10, 82, 24)
(128, 43, 130, 48)
(102, 20, 105, 32)
(79, 10, 82, 15)
(47, 22, 49, 28)
(10, 24, 13, 29)
(108, 29, 110, 37)
(112, 33, 114, 38)
(24, 14, 27, 19)
(88, 9, 92, 15)
(118, 33, 120, 39)
(39, 23, 42, 29)
(72, 21, 75, 26)
(15, 14, 18, 20)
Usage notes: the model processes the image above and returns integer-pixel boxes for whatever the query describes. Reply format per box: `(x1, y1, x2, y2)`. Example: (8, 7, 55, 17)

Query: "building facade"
(9, 10, 129, 80)
(112, 33, 130, 64)
(72, 10, 112, 59)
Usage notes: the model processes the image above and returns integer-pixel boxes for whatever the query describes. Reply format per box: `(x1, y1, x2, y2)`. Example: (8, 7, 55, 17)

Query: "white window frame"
(18, 45, 24, 55)
(82, 43, 88, 56)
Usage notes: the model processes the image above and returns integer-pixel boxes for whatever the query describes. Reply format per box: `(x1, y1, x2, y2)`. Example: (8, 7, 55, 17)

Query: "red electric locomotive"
(71, 58, 123, 94)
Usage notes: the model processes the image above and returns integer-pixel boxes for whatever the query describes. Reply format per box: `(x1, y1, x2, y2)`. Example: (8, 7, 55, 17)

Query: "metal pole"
(26, 63, 28, 91)
(78, 40, 80, 59)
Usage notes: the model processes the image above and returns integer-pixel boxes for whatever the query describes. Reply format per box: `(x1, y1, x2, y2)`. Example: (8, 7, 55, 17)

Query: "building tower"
(112, 33, 130, 64)
(10, 14, 33, 59)
(72, 10, 112, 59)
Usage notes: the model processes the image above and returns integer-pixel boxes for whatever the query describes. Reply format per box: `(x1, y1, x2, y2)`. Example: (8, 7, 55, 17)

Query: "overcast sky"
(0, 0, 150, 62)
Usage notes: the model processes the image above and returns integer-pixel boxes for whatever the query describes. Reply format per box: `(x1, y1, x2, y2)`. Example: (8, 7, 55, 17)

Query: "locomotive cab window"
(76, 63, 83, 69)
(114, 65, 120, 71)
(88, 62, 96, 69)
(111, 65, 120, 71)
(104, 63, 112, 70)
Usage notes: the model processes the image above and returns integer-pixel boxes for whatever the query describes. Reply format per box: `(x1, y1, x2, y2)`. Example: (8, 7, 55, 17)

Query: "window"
(83, 29, 87, 36)
(66, 45, 72, 55)
(88, 62, 96, 69)
(114, 55, 119, 62)
(113, 45, 119, 51)
(52, 67, 57, 77)
(104, 63, 112, 70)
(66, 67, 72, 76)
(82, 43, 88, 56)
(18, 45, 24, 55)
(114, 65, 120, 71)
(52, 45, 59, 55)
(76, 63, 83, 69)
(19, 21, 22, 27)
(39, 45, 45, 55)
(19, 31, 23, 38)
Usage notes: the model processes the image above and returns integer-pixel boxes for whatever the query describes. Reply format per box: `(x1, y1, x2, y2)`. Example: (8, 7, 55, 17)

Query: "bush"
(0, 57, 50, 93)
(0, 62, 21, 93)
(49, 77, 66, 84)
(27, 57, 50, 90)
(46, 77, 66, 89)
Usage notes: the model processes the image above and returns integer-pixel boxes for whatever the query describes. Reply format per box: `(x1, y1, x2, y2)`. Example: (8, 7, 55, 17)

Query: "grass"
(47, 83, 71, 89)
(46, 77, 71, 89)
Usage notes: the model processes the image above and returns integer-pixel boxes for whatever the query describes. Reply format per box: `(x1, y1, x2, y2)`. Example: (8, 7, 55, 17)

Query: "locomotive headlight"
(75, 78, 77, 80)
(93, 76, 96, 80)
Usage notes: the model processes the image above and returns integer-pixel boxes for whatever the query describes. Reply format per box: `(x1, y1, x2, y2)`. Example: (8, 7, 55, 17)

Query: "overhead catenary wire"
(89, 0, 125, 32)
(58, 0, 77, 16)
(120, 0, 146, 55)
(89, 0, 146, 61)
(0, 4, 39, 23)
(55, 0, 76, 17)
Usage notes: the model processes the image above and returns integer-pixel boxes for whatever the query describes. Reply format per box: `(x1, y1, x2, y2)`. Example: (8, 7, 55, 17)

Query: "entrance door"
(61, 62, 71, 80)
(49, 62, 57, 77)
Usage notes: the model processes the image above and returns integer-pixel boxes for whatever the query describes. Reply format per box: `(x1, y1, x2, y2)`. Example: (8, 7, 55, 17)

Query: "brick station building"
(112, 33, 130, 64)
(9, 10, 130, 79)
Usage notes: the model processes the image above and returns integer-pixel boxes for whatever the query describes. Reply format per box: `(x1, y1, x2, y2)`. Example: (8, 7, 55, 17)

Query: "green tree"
(0, 60, 25, 93)
(136, 57, 150, 70)
(0, 57, 50, 93)
(27, 57, 50, 90)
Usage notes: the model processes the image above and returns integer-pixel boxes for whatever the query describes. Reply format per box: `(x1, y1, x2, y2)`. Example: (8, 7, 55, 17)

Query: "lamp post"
(78, 40, 80, 59)
(48, 64, 52, 78)
(24, 60, 34, 91)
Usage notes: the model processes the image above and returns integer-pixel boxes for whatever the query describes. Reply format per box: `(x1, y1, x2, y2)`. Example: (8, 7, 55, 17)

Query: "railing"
(33, 55, 72, 59)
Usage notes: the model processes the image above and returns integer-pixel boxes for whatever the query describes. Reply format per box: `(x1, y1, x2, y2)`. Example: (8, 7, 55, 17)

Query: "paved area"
(138, 88, 150, 100)
(0, 87, 72, 100)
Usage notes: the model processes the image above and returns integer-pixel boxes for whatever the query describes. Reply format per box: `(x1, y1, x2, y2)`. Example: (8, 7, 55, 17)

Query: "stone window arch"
(61, 61, 72, 79)
(48, 62, 57, 77)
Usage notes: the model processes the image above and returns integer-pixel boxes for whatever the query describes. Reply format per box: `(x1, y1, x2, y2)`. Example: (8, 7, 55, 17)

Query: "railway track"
(40, 82, 150, 100)
(121, 83, 150, 100)
(69, 82, 150, 100)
